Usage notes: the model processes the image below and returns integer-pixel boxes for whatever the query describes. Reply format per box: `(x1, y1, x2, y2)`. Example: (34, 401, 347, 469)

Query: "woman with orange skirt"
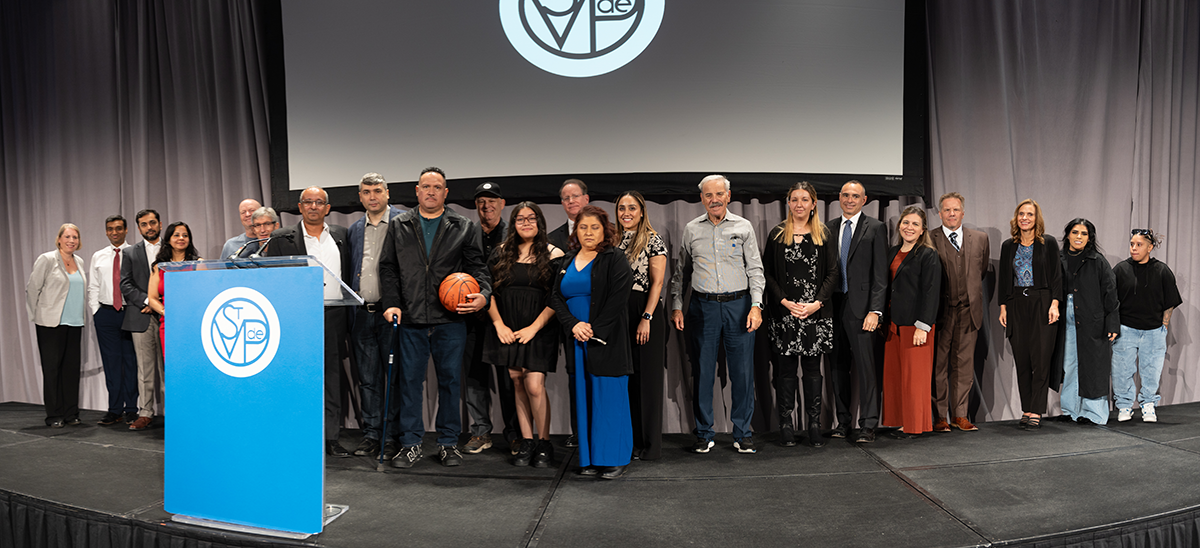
(881, 206, 941, 438)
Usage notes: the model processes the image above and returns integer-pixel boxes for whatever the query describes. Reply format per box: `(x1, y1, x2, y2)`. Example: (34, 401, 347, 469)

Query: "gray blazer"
(120, 240, 154, 332)
(26, 250, 86, 327)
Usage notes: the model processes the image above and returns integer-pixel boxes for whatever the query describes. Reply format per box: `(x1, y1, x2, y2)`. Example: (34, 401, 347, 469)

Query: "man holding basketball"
(380, 167, 491, 468)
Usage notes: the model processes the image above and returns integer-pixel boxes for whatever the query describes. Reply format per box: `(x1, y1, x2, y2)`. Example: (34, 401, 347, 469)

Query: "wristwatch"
(641, 312, 653, 321)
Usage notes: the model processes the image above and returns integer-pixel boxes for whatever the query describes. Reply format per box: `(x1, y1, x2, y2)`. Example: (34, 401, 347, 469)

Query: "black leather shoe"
(49, 419, 65, 428)
(326, 441, 351, 458)
(778, 423, 796, 447)
(600, 465, 627, 479)
(579, 466, 600, 476)
(353, 437, 380, 457)
(531, 439, 553, 468)
(830, 425, 848, 439)
(565, 435, 579, 448)
(380, 441, 400, 461)
(98, 413, 122, 426)
(854, 429, 876, 443)
(65, 417, 81, 426)
(512, 439, 534, 466)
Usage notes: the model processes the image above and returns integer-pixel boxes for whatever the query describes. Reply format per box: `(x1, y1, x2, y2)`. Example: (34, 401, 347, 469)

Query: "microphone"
(246, 236, 277, 259)
(227, 237, 271, 260)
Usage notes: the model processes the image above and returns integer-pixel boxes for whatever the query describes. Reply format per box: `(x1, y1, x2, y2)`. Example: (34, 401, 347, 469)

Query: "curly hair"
(491, 202, 555, 290)
(568, 205, 618, 252)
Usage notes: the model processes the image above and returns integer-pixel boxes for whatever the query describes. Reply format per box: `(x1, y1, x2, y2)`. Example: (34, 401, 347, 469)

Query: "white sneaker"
(1142, 403, 1157, 423)
(1117, 408, 1133, 422)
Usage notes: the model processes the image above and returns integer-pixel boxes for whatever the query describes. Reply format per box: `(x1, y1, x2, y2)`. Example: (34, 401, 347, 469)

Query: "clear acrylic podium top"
(158, 255, 363, 307)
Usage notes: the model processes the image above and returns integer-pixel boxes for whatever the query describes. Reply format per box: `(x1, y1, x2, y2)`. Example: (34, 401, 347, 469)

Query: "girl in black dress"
(485, 203, 564, 466)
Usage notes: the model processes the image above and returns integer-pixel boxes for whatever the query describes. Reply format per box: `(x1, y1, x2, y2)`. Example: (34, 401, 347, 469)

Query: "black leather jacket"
(379, 208, 492, 325)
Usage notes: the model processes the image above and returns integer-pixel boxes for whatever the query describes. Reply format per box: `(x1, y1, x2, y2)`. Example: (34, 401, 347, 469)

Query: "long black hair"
(154, 221, 200, 267)
(1062, 218, 1101, 254)
(491, 202, 554, 290)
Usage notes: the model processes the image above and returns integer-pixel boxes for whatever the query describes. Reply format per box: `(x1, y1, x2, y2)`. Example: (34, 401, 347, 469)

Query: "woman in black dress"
(614, 191, 667, 461)
(485, 203, 564, 467)
(763, 182, 838, 447)
(998, 199, 1061, 430)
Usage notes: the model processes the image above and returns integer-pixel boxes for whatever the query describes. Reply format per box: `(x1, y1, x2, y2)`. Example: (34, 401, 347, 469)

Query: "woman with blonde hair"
(999, 199, 1061, 430)
(880, 206, 941, 437)
(26, 224, 88, 428)
(762, 182, 839, 447)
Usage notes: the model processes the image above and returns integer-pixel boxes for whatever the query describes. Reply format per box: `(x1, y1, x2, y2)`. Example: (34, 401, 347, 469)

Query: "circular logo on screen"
(500, 0, 664, 78)
(200, 287, 281, 378)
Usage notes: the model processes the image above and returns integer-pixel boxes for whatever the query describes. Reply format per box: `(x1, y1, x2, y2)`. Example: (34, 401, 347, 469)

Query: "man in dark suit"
(547, 178, 588, 447)
(929, 192, 989, 432)
(263, 186, 355, 458)
(826, 181, 889, 443)
(120, 209, 163, 431)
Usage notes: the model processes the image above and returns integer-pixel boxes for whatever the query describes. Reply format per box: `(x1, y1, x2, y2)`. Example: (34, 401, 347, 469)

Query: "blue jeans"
(397, 322, 467, 447)
(1112, 324, 1168, 409)
(686, 294, 755, 441)
(351, 307, 401, 442)
(1060, 296, 1110, 424)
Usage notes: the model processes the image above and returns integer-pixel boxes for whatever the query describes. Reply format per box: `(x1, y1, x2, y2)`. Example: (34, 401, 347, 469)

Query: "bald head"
(238, 198, 263, 235)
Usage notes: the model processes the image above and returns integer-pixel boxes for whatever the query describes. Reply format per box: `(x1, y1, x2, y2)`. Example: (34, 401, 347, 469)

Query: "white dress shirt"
(87, 242, 130, 314)
(942, 225, 964, 251)
(303, 223, 343, 302)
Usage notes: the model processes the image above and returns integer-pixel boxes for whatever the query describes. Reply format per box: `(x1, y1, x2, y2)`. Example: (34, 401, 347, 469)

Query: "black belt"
(100, 304, 120, 311)
(363, 302, 382, 313)
(694, 290, 749, 303)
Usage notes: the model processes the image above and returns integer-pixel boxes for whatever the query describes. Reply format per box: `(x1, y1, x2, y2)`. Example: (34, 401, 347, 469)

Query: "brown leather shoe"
(128, 416, 153, 430)
(951, 417, 978, 431)
(933, 419, 951, 433)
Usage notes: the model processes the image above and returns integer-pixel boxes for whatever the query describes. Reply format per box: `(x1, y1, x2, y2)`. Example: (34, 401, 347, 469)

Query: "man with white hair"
(670, 174, 765, 454)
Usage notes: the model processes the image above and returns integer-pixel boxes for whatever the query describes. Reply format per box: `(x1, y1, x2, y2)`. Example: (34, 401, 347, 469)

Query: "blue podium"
(159, 256, 361, 538)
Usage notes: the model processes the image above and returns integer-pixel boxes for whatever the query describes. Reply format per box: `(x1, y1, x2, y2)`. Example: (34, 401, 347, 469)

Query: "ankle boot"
(776, 376, 798, 447)
(512, 438, 534, 466)
(804, 376, 826, 448)
(531, 439, 554, 468)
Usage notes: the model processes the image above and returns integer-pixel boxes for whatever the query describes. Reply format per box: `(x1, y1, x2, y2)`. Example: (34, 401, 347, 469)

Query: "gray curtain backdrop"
(2, 1, 1195, 434)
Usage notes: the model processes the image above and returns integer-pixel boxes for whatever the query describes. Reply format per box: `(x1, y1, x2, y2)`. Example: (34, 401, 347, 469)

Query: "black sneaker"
(691, 439, 715, 453)
(734, 438, 757, 454)
(564, 435, 579, 448)
(392, 445, 422, 469)
(512, 439, 534, 466)
(531, 439, 554, 468)
(98, 413, 122, 426)
(439, 445, 463, 467)
(353, 437, 380, 457)
(380, 440, 400, 461)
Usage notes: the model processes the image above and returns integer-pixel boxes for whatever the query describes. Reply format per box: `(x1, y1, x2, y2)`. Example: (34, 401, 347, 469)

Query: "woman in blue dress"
(551, 205, 634, 479)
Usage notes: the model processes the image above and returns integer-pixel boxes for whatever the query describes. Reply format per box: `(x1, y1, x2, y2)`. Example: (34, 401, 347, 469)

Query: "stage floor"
(3, 401, 1200, 547)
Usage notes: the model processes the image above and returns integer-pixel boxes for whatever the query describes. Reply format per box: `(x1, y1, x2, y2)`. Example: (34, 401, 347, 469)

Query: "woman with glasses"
(1051, 219, 1118, 425)
(998, 199, 1061, 430)
(614, 191, 667, 460)
(485, 203, 564, 467)
(762, 182, 838, 447)
(1112, 229, 1181, 423)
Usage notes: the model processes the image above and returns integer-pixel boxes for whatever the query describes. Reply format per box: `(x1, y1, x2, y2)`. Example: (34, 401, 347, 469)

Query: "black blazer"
(885, 244, 941, 329)
(550, 247, 633, 377)
(762, 223, 839, 322)
(998, 236, 1063, 337)
(120, 240, 155, 332)
(263, 222, 354, 300)
(825, 214, 889, 318)
(548, 222, 570, 251)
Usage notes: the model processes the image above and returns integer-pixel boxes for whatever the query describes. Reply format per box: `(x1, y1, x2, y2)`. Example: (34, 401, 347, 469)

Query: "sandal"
(1018, 416, 1030, 428)
(1023, 416, 1041, 430)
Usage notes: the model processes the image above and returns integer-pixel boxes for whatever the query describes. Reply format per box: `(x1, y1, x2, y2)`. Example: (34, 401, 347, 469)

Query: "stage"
(3, 401, 1200, 547)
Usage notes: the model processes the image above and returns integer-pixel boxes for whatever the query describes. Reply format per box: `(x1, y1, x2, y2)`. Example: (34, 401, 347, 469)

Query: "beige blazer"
(26, 250, 87, 327)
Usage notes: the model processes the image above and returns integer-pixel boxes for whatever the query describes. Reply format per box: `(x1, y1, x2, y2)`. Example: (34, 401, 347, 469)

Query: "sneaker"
(1142, 403, 1157, 423)
(512, 439, 534, 466)
(98, 413, 122, 426)
(391, 445, 422, 469)
(380, 440, 400, 461)
(1117, 408, 1133, 422)
(439, 445, 463, 467)
(463, 434, 493, 454)
(564, 435, 579, 448)
(734, 438, 757, 454)
(690, 439, 715, 453)
(531, 439, 554, 468)
(353, 437, 380, 457)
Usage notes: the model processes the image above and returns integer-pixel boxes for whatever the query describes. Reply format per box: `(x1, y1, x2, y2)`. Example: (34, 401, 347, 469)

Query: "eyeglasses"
(560, 194, 584, 203)
(514, 216, 538, 225)
(300, 200, 327, 207)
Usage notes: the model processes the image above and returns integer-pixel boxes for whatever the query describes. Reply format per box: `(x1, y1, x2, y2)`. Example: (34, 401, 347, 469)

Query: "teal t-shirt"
(60, 270, 85, 327)
(420, 213, 444, 257)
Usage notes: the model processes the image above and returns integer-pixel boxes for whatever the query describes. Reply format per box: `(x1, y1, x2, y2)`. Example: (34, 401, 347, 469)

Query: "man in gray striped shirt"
(670, 175, 766, 454)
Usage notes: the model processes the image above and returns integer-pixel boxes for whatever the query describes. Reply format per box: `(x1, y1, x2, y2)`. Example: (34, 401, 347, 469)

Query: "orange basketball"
(439, 272, 480, 311)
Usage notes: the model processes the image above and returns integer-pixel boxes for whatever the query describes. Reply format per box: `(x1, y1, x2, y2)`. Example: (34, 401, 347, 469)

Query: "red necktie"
(112, 248, 123, 311)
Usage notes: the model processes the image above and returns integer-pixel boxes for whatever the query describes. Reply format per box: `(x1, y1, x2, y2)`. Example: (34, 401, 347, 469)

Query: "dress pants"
(94, 306, 139, 415)
(627, 292, 665, 460)
(933, 304, 978, 422)
(686, 294, 755, 441)
(35, 325, 82, 423)
(131, 316, 164, 418)
(323, 307, 349, 441)
(830, 292, 880, 430)
(1007, 289, 1055, 415)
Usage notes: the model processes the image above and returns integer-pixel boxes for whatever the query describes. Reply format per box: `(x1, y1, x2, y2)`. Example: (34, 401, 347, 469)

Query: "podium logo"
(500, 0, 665, 78)
(200, 287, 281, 378)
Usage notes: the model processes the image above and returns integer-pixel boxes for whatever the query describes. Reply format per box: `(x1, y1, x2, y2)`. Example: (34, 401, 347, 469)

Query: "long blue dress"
(561, 258, 633, 468)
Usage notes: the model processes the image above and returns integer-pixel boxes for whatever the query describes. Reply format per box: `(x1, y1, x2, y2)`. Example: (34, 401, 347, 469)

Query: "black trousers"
(35, 324, 82, 423)
(830, 293, 880, 430)
(324, 307, 349, 441)
(1007, 289, 1056, 415)
(627, 292, 665, 460)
